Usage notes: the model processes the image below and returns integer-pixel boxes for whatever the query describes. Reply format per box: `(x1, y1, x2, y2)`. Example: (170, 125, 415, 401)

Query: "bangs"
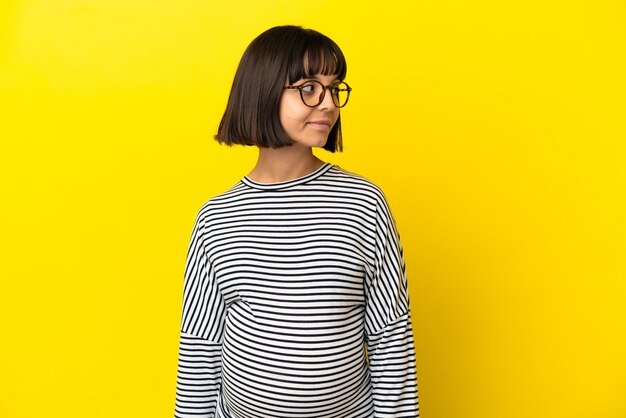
(287, 32, 347, 84)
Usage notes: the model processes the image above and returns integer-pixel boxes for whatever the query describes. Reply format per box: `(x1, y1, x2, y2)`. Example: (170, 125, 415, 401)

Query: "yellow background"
(1, 0, 625, 417)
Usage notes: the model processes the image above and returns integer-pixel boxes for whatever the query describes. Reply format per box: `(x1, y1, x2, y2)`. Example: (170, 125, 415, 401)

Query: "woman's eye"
(300, 84, 316, 94)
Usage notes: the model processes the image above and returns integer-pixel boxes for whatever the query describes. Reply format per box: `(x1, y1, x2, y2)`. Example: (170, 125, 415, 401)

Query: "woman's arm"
(174, 213, 226, 418)
(365, 192, 420, 417)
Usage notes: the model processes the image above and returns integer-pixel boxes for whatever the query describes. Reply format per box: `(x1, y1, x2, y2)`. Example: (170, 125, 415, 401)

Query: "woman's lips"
(307, 121, 331, 130)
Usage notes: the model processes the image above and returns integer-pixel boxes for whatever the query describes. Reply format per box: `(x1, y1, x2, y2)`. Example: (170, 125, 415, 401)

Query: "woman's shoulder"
(327, 164, 388, 200)
(191, 181, 249, 221)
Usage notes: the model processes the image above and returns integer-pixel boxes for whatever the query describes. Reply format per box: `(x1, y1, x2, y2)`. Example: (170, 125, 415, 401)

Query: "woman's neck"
(246, 146, 325, 183)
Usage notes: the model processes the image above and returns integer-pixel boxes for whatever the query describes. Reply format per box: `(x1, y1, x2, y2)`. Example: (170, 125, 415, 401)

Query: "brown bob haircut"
(215, 25, 347, 152)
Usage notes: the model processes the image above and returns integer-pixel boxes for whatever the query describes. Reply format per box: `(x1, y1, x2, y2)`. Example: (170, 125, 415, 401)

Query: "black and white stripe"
(174, 163, 419, 417)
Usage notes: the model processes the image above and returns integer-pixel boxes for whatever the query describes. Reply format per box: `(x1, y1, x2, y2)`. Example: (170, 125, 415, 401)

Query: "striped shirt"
(174, 162, 419, 418)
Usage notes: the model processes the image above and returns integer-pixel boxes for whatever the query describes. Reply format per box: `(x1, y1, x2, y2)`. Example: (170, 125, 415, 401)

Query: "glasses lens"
(332, 82, 350, 108)
(300, 81, 325, 107)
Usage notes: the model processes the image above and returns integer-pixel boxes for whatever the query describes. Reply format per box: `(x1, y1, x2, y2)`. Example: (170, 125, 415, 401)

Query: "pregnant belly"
(219, 303, 373, 418)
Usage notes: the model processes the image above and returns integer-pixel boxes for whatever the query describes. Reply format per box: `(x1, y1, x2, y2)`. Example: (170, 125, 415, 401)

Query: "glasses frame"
(284, 80, 352, 108)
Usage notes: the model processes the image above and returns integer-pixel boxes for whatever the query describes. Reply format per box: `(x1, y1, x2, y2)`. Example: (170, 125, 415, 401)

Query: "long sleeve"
(365, 193, 420, 417)
(174, 213, 227, 418)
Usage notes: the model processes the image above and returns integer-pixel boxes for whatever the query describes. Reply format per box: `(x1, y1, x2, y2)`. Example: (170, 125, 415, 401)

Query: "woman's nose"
(318, 87, 335, 109)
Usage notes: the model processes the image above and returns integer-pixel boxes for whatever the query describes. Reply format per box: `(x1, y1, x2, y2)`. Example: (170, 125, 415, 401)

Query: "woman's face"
(279, 73, 341, 149)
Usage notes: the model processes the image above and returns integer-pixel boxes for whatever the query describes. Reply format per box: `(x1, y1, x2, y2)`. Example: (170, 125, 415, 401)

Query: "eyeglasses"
(284, 80, 352, 108)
